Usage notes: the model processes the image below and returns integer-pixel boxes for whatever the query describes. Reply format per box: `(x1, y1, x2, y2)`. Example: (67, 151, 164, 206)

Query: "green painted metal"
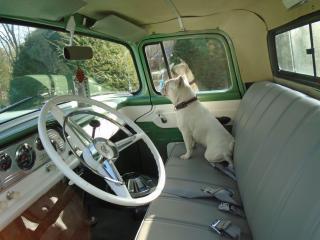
(138, 30, 246, 101)
(0, 119, 57, 147)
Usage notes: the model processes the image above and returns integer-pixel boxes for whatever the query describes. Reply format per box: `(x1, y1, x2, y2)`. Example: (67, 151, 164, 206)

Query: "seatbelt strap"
(210, 219, 241, 239)
(201, 186, 241, 206)
(212, 162, 237, 181)
(218, 202, 246, 218)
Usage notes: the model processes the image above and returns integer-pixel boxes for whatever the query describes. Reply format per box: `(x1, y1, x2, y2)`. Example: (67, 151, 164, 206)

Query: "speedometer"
(47, 129, 65, 152)
(16, 143, 36, 170)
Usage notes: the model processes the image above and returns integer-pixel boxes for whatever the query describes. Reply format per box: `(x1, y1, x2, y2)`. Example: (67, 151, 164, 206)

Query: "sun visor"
(91, 15, 147, 42)
(0, 0, 87, 21)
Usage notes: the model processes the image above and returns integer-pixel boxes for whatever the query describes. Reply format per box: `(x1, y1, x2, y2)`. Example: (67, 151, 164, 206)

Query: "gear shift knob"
(89, 119, 100, 138)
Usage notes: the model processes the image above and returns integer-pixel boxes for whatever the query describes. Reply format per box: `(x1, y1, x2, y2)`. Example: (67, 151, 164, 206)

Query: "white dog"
(171, 62, 199, 92)
(162, 76, 234, 166)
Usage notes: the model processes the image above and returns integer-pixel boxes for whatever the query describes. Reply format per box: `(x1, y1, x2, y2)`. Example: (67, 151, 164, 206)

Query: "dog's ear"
(177, 76, 184, 88)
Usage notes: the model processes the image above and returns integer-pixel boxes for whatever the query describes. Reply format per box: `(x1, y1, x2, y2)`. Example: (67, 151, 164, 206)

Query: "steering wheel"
(38, 95, 166, 206)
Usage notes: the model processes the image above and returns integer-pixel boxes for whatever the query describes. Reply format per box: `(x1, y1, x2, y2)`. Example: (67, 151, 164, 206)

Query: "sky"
(0, 24, 36, 50)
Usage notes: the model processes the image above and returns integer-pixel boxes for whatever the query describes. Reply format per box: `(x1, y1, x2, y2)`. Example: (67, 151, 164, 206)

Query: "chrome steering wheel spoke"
(115, 132, 144, 152)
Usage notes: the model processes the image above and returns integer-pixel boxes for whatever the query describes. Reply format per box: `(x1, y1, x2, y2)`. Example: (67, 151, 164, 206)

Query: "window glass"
(290, 25, 313, 75)
(275, 24, 314, 76)
(0, 23, 139, 123)
(312, 21, 320, 77)
(145, 37, 231, 93)
(275, 32, 294, 72)
(145, 43, 170, 92)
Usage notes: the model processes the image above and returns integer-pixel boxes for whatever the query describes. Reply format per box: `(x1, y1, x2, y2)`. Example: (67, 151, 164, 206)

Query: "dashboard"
(0, 125, 79, 231)
(0, 128, 65, 192)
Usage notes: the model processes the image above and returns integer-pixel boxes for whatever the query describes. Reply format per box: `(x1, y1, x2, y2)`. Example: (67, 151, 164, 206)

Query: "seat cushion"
(165, 142, 237, 189)
(136, 143, 247, 240)
(136, 196, 251, 240)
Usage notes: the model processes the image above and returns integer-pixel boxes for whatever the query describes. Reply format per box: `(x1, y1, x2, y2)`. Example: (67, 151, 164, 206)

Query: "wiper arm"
(0, 93, 48, 114)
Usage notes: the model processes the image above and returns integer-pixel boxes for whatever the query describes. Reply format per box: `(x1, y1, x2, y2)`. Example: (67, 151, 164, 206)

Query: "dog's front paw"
(180, 153, 190, 160)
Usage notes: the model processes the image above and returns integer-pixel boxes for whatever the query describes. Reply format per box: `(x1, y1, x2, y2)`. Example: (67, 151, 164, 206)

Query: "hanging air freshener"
(74, 67, 90, 98)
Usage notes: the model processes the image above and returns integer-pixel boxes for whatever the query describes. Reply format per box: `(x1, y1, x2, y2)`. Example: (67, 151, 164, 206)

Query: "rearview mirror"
(64, 46, 93, 60)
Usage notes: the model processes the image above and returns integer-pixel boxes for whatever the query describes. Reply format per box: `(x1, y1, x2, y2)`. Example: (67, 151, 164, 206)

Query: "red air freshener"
(75, 67, 85, 83)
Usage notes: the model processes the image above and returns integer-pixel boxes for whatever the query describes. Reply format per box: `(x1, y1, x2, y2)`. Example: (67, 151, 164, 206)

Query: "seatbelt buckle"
(218, 202, 245, 218)
(210, 219, 230, 235)
(201, 186, 234, 196)
(219, 202, 232, 211)
(210, 219, 241, 239)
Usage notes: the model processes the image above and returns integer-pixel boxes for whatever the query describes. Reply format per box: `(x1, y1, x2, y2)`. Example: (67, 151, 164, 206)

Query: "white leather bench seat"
(165, 143, 238, 189)
(136, 144, 247, 240)
(136, 81, 320, 240)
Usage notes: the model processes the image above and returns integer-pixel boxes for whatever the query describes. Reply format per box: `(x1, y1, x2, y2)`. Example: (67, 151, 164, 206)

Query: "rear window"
(271, 16, 320, 88)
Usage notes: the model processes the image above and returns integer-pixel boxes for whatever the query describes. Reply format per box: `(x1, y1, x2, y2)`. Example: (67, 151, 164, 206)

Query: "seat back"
(233, 82, 320, 240)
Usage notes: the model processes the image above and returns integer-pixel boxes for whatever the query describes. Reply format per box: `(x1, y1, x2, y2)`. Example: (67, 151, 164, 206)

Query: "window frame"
(268, 10, 320, 89)
(0, 17, 142, 96)
(142, 33, 241, 96)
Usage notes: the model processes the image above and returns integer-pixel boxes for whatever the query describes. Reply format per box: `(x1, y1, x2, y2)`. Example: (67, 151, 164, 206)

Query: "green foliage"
(171, 38, 230, 90)
(72, 35, 139, 93)
(10, 29, 139, 106)
(0, 49, 10, 107)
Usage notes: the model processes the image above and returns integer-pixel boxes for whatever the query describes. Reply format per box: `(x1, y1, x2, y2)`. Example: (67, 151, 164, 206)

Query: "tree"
(11, 28, 139, 99)
(0, 24, 31, 67)
(171, 38, 230, 90)
(0, 49, 10, 107)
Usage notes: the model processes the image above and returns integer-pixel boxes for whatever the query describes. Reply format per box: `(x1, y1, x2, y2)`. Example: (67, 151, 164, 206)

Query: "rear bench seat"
(136, 81, 320, 240)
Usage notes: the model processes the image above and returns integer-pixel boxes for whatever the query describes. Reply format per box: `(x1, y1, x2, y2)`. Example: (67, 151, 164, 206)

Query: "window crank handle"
(158, 113, 167, 124)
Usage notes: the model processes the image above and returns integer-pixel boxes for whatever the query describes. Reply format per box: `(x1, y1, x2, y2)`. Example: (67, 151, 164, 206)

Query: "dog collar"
(175, 96, 198, 110)
(189, 79, 196, 85)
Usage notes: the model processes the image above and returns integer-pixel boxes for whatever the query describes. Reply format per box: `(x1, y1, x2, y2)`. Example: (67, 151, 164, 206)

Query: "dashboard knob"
(6, 191, 20, 200)
(46, 163, 56, 172)
(35, 137, 44, 151)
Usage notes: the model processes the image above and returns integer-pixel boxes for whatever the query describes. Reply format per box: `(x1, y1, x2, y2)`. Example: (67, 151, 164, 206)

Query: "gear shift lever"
(89, 119, 100, 138)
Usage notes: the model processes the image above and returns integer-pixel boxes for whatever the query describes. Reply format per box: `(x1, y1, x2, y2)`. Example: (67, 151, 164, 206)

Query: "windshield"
(0, 23, 139, 124)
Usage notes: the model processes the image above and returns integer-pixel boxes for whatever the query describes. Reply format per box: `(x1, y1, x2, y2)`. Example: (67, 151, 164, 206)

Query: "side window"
(312, 21, 320, 77)
(144, 37, 231, 93)
(275, 25, 313, 75)
(273, 19, 320, 87)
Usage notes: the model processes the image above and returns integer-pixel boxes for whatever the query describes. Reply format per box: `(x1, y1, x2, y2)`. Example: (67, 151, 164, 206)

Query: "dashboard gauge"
(47, 129, 65, 152)
(16, 143, 36, 170)
(0, 152, 12, 171)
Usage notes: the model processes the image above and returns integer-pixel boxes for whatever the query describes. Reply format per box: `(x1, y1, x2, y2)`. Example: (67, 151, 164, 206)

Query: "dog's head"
(171, 62, 195, 83)
(161, 76, 195, 104)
